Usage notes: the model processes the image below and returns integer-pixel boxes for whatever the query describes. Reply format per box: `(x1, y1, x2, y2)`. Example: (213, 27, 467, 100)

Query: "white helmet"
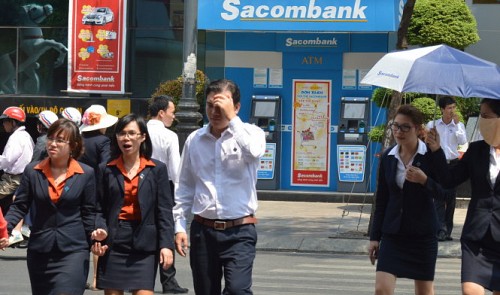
(38, 110, 58, 129)
(61, 107, 82, 126)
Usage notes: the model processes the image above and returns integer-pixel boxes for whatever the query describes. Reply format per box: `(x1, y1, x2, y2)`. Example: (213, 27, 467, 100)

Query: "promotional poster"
(68, 0, 127, 93)
(291, 80, 331, 186)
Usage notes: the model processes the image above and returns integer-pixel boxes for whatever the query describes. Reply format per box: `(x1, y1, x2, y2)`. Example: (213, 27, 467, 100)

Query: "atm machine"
(337, 97, 370, 193)
(249, 95, 281, 190)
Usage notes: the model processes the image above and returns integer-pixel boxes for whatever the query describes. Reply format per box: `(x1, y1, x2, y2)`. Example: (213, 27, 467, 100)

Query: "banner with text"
(68, 0, 127, 93)
(199, 0, 403, 32)
(291, 80, 331, 186)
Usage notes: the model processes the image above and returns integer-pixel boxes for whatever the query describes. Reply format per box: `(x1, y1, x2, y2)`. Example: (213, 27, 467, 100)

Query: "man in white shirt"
(0, 106, 34, 246)
(174, 79, 266, 295)
(0, 107, 34, 198)
(147, 95, 188, 294)
(147, 96, 181, 189)
(426, 96, 467, 241)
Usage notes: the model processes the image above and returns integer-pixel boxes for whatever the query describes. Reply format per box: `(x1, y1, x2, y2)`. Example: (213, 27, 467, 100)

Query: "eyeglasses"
(47, 137, 69, 144)
(116, 131, 142, 139)
(390, 122, 413, 133)
(480, 113, 499, 119)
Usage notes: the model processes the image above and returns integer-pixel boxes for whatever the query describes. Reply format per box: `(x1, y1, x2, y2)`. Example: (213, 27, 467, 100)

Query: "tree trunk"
(381, 0, 416, 146)
(367, 0, 416, 237)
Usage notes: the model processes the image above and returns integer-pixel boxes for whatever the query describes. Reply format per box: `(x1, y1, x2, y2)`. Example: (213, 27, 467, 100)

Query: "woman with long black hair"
(92, 114, 174, 295)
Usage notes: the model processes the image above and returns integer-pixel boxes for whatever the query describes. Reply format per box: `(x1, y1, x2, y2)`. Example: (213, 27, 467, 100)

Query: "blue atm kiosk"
(337, 97, 370, 193)
(249, 95, 281, 190)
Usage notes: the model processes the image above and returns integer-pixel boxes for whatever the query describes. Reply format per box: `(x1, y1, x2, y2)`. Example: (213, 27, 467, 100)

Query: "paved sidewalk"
(0, 200, 465, 258)
(256, 200, 466, 257)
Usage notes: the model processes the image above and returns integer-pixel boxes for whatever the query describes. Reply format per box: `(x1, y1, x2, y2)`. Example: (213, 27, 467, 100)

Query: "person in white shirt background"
(173, 79, 266, 295)
(147, 95, 188, 294)
(426, 96, 468, 241)
(0, 106, 34, 246)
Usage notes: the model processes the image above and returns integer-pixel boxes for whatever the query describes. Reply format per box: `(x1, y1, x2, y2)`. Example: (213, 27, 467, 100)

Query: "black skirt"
(461, 228, 500, 291)
(27, 249, 89, 295)
(376, 234, 438, 281)
(96, 220, 158, 291)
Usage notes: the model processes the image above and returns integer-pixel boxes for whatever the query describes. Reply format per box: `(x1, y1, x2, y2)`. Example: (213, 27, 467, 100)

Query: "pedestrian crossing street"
(1, 249, 491, 294)
(252, 252, 465, 295)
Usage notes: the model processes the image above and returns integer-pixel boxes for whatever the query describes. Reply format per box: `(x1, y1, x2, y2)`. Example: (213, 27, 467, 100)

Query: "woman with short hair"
(0, 118, 101, 295)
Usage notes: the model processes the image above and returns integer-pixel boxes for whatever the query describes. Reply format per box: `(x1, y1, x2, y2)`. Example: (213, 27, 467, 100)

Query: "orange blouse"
(34, 158, 84, 203)
(107, 156, 155, 221)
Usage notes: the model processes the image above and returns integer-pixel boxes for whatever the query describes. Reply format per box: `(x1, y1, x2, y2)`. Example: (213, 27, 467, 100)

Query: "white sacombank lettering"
(221, 0, 367, 21)
(77, 75, 115, 82)
(285, 37, 338, 47)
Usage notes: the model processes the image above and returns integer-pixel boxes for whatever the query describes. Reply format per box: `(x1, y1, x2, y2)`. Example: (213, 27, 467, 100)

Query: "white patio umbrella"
(361, 44, 500, 99)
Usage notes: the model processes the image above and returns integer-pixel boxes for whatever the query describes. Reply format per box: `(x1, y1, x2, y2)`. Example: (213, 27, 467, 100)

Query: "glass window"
(0, 1, 68, 95)
(0, 0, 207, 99)
(129, 0, 184, 98)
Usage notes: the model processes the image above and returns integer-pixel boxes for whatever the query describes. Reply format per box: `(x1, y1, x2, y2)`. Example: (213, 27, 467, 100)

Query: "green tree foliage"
(368, 124, 385, 143)
(411, 97, 440, 123)
(455, 97, 481, 122)
(369, 91, 476, 142)
(371, 88, 394, 108)
(411, 96, 467, 124)
(371, 88, 427, 108)
(151, 70, 209, 112)
(407, 0, 480, 50)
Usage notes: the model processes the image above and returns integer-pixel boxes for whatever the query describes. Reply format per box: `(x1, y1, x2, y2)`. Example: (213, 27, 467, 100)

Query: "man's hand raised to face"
(212, 94, 237, 121)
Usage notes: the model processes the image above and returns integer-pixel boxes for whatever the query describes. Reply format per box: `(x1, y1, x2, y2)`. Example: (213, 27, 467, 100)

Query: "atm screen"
(253, 100, 277, 118)
(343, 103, 365, 119)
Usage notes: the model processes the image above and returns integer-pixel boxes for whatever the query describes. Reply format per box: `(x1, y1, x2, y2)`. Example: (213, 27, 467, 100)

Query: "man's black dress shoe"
(162, 285, 189, 294)
(437, 231, 447, 242)
(17, 238, 29, 249)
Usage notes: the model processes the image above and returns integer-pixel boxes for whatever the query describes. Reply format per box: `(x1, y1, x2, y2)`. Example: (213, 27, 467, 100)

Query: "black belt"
(118, 219, 140, 226)
(194, 215, 257, 230)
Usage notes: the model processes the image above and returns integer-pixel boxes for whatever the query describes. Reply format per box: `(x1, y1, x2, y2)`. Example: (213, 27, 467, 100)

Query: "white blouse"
(488, 146, 500, 186)
(388, 139, 428, 189)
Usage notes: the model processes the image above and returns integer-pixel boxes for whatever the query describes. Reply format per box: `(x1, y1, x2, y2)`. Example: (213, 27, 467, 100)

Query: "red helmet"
(0, 107, 26, 122)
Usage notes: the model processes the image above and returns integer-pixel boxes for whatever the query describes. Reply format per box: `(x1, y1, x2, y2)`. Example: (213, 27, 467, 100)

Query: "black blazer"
(440, 140, 500, 241)
(5, 161, 96, 252)
(370, 146, 447, 241)
(79, 132, 111, 171)
(95, 158, 174, 252)
(31, 134, 48, 162)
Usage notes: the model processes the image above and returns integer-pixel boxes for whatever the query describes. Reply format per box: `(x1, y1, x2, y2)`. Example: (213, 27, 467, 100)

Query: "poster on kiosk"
(291, 80, 331, 187)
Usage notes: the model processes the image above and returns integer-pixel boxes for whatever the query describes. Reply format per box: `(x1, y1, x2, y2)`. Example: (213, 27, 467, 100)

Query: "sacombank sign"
(198, 0, 401, 32)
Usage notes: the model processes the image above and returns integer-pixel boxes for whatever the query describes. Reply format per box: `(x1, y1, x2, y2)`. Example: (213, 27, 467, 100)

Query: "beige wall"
(466, 0, 500, 65)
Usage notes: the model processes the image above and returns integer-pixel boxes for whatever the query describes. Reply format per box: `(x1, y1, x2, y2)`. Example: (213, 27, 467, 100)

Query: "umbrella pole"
(432, 94, 440, 129)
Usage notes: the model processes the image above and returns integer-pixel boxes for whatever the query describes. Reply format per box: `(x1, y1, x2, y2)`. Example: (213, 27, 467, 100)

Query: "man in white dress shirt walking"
(426, 96, 467, 241)
(174, 79, 266, 295)
(147, 95, 188, 294)
(0, 106, 34, 246)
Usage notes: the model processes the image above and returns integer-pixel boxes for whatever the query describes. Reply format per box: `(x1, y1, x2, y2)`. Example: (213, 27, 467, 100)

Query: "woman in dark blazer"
(79, 104, 117, 290)
(368, 105, 447, 295)
(0, 118, 99, 295)
(92, 114, 174, 295)
(79, 104, 118, 171)
(436, 98, 500, 295)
